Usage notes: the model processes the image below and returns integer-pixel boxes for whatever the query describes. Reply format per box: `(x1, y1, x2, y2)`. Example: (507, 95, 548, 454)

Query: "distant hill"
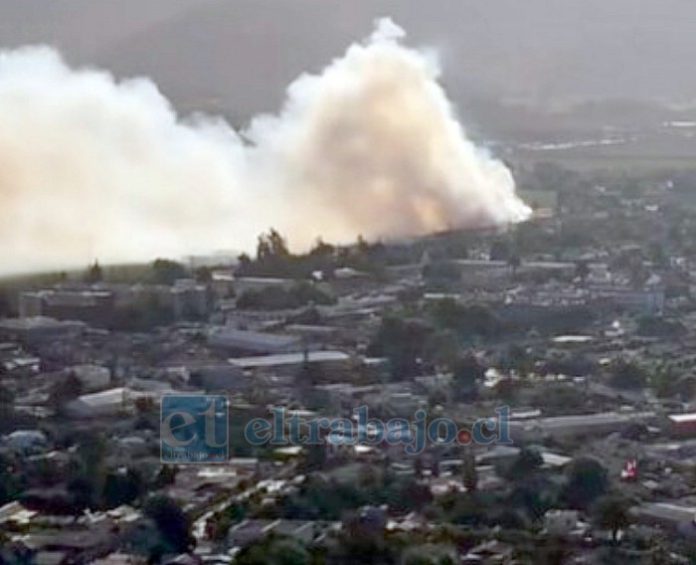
(3, 0, 696, 124)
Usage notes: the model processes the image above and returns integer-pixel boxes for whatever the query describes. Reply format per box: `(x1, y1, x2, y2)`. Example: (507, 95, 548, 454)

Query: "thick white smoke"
(0, 18, 530, 275)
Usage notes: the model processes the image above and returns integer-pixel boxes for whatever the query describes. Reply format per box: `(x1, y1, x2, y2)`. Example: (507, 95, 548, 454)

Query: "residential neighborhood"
(3, 165, 696, 562)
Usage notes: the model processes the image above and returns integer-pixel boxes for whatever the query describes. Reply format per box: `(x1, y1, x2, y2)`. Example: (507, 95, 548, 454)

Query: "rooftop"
(208, 328, 301, 352)
(229, 350, 349, 369)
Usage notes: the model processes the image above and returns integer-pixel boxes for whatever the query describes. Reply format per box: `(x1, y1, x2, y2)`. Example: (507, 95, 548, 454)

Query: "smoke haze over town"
(6, 4, 696, 563)
(0, 18, 529, 275)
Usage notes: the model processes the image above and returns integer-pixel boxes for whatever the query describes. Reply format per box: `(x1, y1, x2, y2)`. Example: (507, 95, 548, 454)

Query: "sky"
(0, 0, 695, 120)
(0, 0, 694, 274)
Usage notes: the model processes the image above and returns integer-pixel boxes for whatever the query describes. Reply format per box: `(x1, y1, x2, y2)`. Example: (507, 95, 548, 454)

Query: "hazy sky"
(0, 17, 532, 274)
(1, 0, 695, 120)
(1, 0, 694, 274)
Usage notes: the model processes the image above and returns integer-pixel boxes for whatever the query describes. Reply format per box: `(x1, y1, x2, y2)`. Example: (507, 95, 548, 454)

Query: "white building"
(64, 387, 131, 419)
(71, 364, 111, 392)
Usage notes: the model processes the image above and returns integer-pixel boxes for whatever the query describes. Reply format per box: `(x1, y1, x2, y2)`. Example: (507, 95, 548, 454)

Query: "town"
(3, 163, 696, 563)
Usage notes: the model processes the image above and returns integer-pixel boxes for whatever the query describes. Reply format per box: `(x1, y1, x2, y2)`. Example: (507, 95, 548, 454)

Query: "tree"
(383, 477, 432, 513)
(309, 237, 335, 258)
(422, 261, 461, 286)
(194, 266, 213, 283)
(257, 228, 291, 260)
(236, 535, 310, 565)
(102, 468, 143, 508)
(424, 330, 460, 370)
(49, 374, 82, 409)
(448, 492, 486, 526)
(333, 510, 393, 564)
(501, 344, 533, 377)
(67, 476, 96, 512)
(0, 384, 16, 433)
(356, 235, 370, 255)
(0, 289, 10, 317)
(237, 252, 252, 271)
(301, 444, 326, 472)
(84, 260, 103, 283)
(506, 447, 544, 481)
(592, 495, 631, 543)
(0, 454, 22, 505)
(143, 495, 193, 555)
(575, 260, 590, 283)
(429, 299, 500, 340)
(154, 465, 178, 488)
(367, 316, 434, 379)
(609, 359, 646, 390)
(637, 316, 685, 338)
(65, 433, 107, 511)
(562, 457, 609, 510)
(508, 254, 521, 274)
(451, 354, 484, 401)
(151, 259, 188, 285)
(402, 544, 457, 565)
(508, 476, 555, 522)
(206, 502, 245, 542)
(490, 239, 511, 261)
(414, 457, 424, 479)
(75, 434, 106, 478)
(236, 283, 334, 311)
(494, 378, 519, 403)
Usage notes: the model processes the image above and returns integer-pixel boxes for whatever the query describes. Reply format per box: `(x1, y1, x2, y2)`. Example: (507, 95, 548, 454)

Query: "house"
(0, 501, 37, 527)
(667, 413, 696, 437)
(544, 509, 579, 536)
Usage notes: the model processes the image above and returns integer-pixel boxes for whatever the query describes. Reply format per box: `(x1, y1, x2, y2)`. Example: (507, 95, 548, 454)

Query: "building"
(64, 387, 131, 419)
(544, 510, 579, 536)
(0, 317, 85, 345)
(207, 328, 303, 355)
(667, 413, 696, 437)
(19, 289, 115, 325)
(588, 272, 665, 314)
(228, 350, 351, 376)
(172, 362, 247, 392)
(2, 355, 40, 376)
(210, 270, 235, 299)
(2, 430, 47, 454)
(509, 411, 656, 441)
(631, 502, 696, 531)
(233, 277, 296, 296)
(71, 364, 111, 392)
(170, 279, 208, 320)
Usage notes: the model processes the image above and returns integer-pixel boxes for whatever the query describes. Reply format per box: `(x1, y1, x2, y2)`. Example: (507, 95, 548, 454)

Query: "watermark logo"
(160, 394, 228, 463)
(159, 396, 511, 460)
(245, 405, 512, 454)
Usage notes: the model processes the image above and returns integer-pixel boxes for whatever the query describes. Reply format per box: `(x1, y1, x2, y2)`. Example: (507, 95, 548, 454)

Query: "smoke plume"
(0, 18, 530, 275)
